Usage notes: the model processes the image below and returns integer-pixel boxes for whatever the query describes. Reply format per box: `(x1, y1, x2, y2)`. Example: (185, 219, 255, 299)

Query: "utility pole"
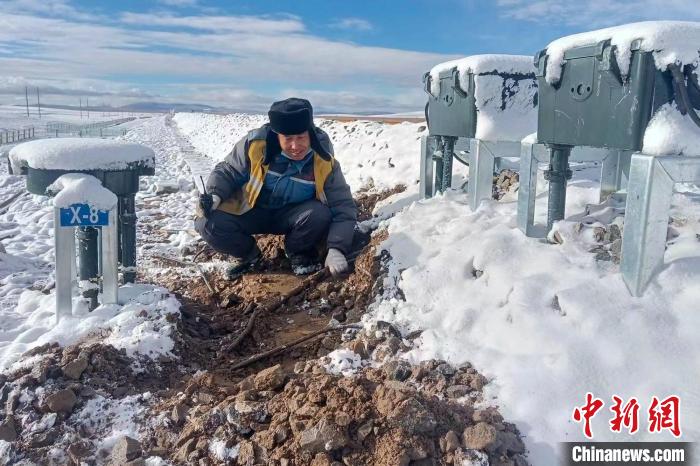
(86, 97, 90, 119)
(25, 86, 29, 117)
(36, 87, 41, 119)
(80, 97, 83, 119)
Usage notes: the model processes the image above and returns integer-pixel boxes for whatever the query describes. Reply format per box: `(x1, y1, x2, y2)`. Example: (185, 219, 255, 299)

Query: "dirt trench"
(0, 186, 530, 466)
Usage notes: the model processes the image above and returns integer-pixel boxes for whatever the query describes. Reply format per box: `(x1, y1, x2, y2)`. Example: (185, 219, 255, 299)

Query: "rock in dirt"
(254, 364, 286, 391)
(111, 436, 143, 463)
(299, 418, 349, 453)
(463, 422, 498, 451)
(440, 430, 461, 453)
(45, 388, 77, 413)
(0, 416, 17, 442)
(67, 442, 91, 464)
(388, 397, 437, 434)
(62, 357, 88, 380)
(446, 384, 471, 399)
(172, 402, 189, 424)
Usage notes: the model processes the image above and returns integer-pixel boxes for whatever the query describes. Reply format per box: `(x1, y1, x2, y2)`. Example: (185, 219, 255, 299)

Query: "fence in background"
(0, 127, 35, 144)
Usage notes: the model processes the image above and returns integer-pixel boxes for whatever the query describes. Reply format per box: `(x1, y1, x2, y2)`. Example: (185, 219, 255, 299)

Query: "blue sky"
(2, 0, 700, 113)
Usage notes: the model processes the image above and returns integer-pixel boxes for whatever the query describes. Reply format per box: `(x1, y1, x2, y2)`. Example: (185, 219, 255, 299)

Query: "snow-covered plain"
(0, 106, 698, 465)
(0, 104, 149, 132)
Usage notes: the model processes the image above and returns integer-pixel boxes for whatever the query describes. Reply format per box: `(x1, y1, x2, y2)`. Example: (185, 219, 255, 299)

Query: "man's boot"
(226, 244, 262, 280)
(286, 250, 322, 275)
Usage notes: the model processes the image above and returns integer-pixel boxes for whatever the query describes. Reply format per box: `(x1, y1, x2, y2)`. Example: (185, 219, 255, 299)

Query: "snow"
(48, 173, 118, 210)
(209, 439, 240, 461)
(323, 348, 363, 376)
(643, 103, 700, 156)
(428, 54, 536, 96)
(543, 21, 700, 85)
(72, 392, 153, 456)
(369, 180, 700, 464)
(472, 74, 538, 141)
(172, 113, 267, 162)
(0, 283, 180, 371)
(9, 137, 155, 171)
(0, 105, 148, 131)
(427, 55, 538, 141)
(174, 112, 435, 193)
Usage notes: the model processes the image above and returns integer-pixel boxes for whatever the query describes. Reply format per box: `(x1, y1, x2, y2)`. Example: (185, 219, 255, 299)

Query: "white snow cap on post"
(543, 21, 700, 85)
(9, 138, 155, 172)
(48, 174, 118, 210)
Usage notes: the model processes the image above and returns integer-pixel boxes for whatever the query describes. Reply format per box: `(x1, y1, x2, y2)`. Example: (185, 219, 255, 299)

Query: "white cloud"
(156, 0, 199, 7)
(496, 0, 700, 26)
(119, 12, 306, 34)
(0, 5, 454, 112)
(330, 17, 374, 31)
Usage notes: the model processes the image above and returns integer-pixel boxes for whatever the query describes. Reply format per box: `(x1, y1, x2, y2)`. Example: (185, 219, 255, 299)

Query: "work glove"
(198, 193, 221, 218)
(325, 248, 348, 277)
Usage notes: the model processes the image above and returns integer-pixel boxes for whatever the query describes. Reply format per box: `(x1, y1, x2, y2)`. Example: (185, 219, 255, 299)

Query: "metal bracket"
(517, 143, 630, 237)
(466, 139, 521, 211)
(621, 153, 700, 296)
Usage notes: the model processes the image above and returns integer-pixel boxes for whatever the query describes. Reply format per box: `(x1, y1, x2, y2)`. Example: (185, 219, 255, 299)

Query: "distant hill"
(25, 102, 264, 115)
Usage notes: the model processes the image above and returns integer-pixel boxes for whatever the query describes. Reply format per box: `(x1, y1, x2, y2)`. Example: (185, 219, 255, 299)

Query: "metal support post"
(467, 139, 495, 210)
(517, 142, 539, 236)
(119, 194, 137, 283)
(544, 144, 573, 231)
(101, 209, 119, 304)
(54, 208, 75, 322)
(420, 135, 437, 199)
(441, 136, 456, 191)
(600, 149, 632, 201)
(433, 141, 445, 194)
(77, 226, 100, 310)
(621, 154, 700, 296)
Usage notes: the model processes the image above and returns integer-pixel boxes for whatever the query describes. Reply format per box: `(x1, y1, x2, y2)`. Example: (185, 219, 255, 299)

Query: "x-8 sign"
(59, 203, 109, 227)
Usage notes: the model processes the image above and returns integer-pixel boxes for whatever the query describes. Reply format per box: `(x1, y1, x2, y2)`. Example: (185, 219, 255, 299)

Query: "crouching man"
(195, 98, 357, 279)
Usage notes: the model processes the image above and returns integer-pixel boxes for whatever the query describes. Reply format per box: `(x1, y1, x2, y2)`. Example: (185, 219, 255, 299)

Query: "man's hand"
(199, 193, 221, 218)
(325, 248, 348, 276)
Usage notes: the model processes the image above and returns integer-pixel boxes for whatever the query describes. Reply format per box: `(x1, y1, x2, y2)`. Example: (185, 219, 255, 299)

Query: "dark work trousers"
(195, 199, 332, 258)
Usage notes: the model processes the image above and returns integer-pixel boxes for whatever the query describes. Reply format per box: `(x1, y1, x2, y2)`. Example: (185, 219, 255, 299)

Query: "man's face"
(278, 131, 311, 160)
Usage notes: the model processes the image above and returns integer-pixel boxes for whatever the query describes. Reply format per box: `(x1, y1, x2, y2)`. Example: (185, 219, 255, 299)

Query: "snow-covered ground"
(0, 105, 149, 131)
(0, 107, 698, 465)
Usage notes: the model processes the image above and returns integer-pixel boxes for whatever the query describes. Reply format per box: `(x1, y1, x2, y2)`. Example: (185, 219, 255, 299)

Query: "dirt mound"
(0, 341, 176, 464)
(140, 329, 528, 466)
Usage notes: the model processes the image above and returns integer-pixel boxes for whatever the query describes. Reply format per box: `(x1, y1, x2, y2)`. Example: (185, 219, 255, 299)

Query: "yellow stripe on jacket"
(219, 140, 334, 215)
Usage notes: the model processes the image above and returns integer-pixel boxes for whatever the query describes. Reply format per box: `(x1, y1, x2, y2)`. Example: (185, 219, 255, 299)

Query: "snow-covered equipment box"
(530, 21, 700, 296)
(10, 138, 155, 285)
(535, 21, 700, 150)
(420, 55, 538, 207)
(423, 54, 538, 141)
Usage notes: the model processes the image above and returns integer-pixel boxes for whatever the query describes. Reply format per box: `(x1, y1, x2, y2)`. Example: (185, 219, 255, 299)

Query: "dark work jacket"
(205, 124, 357, 254)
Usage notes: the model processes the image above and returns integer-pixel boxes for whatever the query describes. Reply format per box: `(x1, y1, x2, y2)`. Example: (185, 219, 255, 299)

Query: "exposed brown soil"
(0, 187, 530, 466)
